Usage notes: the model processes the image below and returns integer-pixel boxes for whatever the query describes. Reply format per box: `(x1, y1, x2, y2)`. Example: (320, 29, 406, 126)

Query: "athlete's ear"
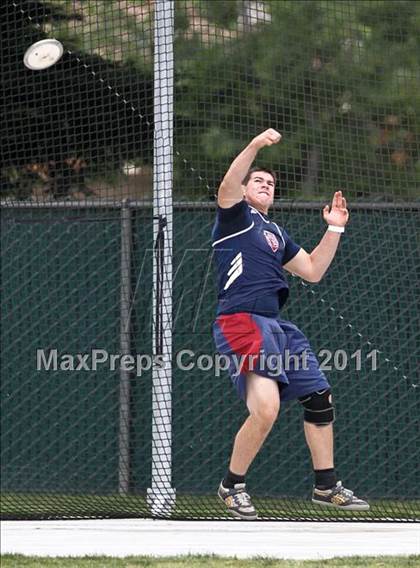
(242, 184, 247, 197)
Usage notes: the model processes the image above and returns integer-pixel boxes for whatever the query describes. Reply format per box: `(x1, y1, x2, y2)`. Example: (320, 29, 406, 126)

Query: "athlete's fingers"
(333, 191, 341, 209)
(266, 136, 280, 145)
(342, 197, 347, 210)
(266, 129, 282, 143)
(254, 129, 282, 148)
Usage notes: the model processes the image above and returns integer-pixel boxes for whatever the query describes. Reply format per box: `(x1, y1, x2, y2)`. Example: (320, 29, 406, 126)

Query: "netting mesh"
(1, 0, 419, 521)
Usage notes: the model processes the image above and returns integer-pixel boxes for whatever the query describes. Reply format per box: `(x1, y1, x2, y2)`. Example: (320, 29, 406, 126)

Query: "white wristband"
(327, 225, 345, 233)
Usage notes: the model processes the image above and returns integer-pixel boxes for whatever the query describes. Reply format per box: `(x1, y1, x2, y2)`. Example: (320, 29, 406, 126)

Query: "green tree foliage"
(1, 1, 419, 200)
(0, 0, 153, 200)
(175, 0, 420, 200)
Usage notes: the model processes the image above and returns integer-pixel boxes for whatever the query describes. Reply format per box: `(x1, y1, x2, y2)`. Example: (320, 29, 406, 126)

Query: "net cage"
(1, 0, 419, 521)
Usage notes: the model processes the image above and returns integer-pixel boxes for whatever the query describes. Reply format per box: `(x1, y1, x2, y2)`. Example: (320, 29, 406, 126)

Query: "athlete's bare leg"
(229, 373, 279, 475)
(303, 422, 334, 469)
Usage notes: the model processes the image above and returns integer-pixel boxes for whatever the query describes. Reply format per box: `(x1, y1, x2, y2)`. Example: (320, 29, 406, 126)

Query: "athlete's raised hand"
(218, 128, 281, 208)
(323, 191, 349, 227)
(251, 129, 282, 150)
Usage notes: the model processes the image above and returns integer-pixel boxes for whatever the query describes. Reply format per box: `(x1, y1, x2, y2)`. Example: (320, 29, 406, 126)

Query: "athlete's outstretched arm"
(217, 129, 282, 209)
(284, 191, 349, 283)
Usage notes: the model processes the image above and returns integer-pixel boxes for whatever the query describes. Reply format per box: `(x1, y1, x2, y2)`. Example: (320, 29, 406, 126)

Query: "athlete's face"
(243, 172, 275, 214)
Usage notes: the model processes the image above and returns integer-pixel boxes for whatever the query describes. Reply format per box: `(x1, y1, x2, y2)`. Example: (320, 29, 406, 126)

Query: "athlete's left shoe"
(312, 481, 370, 511)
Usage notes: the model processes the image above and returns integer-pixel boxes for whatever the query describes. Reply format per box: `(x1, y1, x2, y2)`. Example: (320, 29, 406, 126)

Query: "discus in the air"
(23, 39, 64, 71)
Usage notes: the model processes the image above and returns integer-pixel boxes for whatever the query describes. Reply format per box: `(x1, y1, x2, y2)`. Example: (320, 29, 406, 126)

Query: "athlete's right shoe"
(218, 481, 258, 520)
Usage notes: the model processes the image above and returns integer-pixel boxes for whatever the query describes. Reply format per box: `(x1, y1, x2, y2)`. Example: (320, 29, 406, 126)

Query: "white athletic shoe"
(312, 481, 370, 511)
(218, 481, 258, 520)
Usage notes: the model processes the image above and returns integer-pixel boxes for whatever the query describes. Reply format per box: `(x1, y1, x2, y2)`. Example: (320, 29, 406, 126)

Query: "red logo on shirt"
(263, 230, 279, 252)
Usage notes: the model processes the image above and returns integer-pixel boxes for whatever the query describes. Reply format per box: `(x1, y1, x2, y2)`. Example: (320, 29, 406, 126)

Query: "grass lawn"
(2, 555, 420, 567)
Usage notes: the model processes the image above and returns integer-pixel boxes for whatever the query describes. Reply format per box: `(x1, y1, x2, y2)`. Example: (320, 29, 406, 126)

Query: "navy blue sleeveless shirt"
(212, 200, 300, 318)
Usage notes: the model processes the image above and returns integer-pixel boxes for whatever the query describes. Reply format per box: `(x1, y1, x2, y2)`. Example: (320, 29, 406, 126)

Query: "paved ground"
(2, 519, 419, 559)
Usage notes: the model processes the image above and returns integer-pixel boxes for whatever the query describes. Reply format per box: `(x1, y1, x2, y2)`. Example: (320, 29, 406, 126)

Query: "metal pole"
(118, 199, 132, 494)
(147, 0, 176, 517)
(3, 201, 419, 211)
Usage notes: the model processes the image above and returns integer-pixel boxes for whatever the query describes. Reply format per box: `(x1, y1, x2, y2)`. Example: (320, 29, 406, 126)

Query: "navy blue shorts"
(213, 312, 330, 403)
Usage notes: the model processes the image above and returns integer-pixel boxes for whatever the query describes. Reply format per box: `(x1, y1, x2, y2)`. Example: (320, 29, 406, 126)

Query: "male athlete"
(212, 128, 369, 519)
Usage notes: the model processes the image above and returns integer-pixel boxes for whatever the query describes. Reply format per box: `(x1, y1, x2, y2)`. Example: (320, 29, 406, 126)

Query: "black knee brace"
(299, 389, 335, 425)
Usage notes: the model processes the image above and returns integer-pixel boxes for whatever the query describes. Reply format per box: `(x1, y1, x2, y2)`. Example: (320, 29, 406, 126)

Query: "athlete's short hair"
(242, 166, 277, 187)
